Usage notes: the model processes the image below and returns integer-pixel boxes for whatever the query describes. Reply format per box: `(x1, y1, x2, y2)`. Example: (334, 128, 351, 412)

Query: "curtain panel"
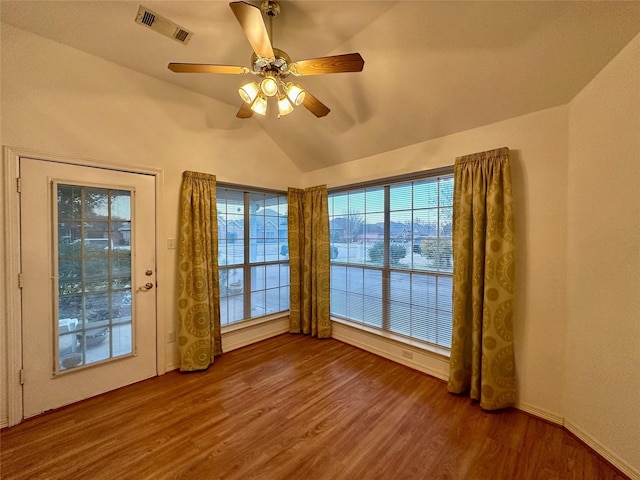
(288, 186, 331, 338)
(447, 147, 517, 410)
(177, 171, 222, 372)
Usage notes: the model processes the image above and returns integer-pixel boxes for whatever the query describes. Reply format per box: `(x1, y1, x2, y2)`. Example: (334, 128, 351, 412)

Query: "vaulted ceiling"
(2, 1, 640, 172)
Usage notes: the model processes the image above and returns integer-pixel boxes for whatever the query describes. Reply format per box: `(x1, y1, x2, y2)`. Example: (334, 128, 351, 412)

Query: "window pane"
(439, 177, 454, 207)
(348, 190, 365, 214)
(414, 179, 439, 209)
(363, 296, 383, 328)
(346, 293, 364, 322)
(279, 286, 290, 311)
(331, 289, 347, 317)
(265, 264, 280, 290)
(347, 267, 364, 294)
(389, 183, 413, 211)
(331, 265, 346, 291)
(217, 186, 289, 325)
(363, 269, 382, 296)
(251, 290, 266, 317)
(389, 301, 411, 336)
(56, 184, 134, 372)
(251, 265, 265, 290)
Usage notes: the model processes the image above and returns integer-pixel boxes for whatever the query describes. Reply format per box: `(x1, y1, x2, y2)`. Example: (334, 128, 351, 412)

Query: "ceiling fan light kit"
(251, 95, 268, 116)
(239, 81, 260, 104)
(259, 73, 278, 97)
(285, 83, 305, 106)
(167, 1, 364, 119)
(277, 94, 294, 117)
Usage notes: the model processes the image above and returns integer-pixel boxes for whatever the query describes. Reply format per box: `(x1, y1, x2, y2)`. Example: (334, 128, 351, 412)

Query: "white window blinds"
(329, 169, 453, 348)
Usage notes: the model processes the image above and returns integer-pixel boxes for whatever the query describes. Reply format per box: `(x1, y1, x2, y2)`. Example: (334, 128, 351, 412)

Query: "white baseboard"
(331, 320, 450, 381)
(564, 419, 638, 480)
(164, 316, 290, 373)
(221, 316, 289, 353)
(164, 362, 179, 372)
(516, 402, 564, 425)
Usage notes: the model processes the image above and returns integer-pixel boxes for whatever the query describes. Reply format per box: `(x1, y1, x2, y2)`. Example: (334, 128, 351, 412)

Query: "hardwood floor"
(1, 334, 629, 480)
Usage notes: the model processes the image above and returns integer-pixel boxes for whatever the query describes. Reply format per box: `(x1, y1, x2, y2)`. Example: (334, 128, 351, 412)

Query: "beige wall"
(566, 32, 640, 473)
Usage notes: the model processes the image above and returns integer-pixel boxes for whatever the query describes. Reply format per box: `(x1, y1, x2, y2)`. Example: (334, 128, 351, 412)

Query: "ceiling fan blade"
(290, 53, 365, 76)
(168, 63, 249, 74)
(229, 2, 275, 59)
(237, 102, 254, 119)
(302, 91, 330, 118)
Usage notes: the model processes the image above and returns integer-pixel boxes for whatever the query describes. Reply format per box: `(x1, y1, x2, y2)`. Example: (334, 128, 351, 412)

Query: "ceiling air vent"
(135, 5, 193, 44)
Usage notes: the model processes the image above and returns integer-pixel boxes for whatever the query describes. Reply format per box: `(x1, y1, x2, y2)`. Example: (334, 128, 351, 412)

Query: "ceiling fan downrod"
(261, 0, 279, 45)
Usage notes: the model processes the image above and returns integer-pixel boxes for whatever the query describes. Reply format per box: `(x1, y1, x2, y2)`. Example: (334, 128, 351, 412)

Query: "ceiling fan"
(167, 1, 365, 119)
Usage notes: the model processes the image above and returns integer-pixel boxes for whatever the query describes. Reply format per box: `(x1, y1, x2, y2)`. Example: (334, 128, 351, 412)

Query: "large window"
(329, 168, 454, 348)
(216, 186, 289, 326)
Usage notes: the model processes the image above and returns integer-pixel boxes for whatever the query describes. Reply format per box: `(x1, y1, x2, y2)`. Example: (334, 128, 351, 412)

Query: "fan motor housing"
(251, 48, 291, 78)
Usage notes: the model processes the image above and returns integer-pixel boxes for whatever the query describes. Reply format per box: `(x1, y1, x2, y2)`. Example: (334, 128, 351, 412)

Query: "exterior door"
(20, 158, 157, 418)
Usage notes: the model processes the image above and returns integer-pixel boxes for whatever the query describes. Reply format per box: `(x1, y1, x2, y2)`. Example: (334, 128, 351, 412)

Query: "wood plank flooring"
(1, 334, 629, 480)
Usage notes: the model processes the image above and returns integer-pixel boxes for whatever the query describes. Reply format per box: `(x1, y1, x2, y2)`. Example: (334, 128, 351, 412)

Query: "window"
(329, 168, 454, 348)
(56, 184, 133, 371)
(217, 186, 289, 326)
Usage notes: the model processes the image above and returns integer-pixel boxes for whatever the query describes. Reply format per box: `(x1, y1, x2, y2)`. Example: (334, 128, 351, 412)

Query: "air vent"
(135, 5, 193, 44)
(140, 10, 156, 27)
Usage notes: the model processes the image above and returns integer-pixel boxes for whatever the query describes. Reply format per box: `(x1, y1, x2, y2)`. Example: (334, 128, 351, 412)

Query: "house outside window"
(217, 186, 289, 325)
(329, 167, 454, 349)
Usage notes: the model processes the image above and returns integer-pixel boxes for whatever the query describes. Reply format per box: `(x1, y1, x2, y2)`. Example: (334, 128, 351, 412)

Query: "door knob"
(139, 282, 154, 290)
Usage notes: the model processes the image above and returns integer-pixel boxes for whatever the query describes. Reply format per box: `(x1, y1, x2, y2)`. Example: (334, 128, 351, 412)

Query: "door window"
(55, 183, 134, 372)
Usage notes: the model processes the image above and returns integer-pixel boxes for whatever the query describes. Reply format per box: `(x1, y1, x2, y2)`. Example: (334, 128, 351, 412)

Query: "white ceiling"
(2, 1, 640, 172)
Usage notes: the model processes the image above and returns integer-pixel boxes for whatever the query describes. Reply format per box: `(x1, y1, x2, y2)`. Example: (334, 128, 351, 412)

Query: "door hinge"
(19, 369, 25, 385)
(16, 177, 22, 193)
(18, 273, 24, 289)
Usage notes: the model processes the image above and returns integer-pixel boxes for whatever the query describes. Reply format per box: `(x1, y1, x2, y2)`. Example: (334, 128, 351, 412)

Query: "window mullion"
(243, 192, 251, 320)
(382, 185, 390, 331)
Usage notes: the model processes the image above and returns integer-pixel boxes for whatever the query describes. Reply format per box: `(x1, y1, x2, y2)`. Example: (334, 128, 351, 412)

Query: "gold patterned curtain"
(447, 147, 516, 410)
(288, 186, 331, 338)
(177, 171, 222, 371)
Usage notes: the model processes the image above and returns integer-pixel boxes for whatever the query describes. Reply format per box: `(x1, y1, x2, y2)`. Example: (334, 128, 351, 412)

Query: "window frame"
(328, 165, 454, 350)
(216, 182, 289, 327)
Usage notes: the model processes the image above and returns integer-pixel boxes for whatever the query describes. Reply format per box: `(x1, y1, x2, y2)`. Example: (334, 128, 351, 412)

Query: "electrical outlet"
(401, 350, 413, 360)
(167, 331, 176, 343)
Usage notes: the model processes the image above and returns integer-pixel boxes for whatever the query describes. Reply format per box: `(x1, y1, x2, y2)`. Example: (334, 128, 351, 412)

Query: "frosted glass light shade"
(285, 83, 305, 106)
(239, 81, 260, 104)
(250, 94, 268, 115)
(277, 95, 294, 117)
(260, 75, 278, 97)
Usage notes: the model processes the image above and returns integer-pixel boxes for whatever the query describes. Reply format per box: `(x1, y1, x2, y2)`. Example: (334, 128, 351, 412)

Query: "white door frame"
(2, 146, 167, 427)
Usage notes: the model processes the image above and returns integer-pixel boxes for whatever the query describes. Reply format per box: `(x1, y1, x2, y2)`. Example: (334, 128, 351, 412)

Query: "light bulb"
(285, 83, 305, 106)
(260, 75, 278, 97)
(238, 81, 260, 104)
(277, 94, 294, 118)
(250, 94, 268, 115)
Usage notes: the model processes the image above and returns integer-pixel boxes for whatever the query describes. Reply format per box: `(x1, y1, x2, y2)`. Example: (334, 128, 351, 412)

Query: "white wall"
(566, 32, 640, 475)
(1, 23, 300, 425)
(303, 105, 571, 423)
